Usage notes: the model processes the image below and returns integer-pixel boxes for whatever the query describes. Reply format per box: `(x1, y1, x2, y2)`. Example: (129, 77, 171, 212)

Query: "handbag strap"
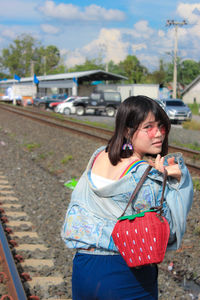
(120, 165, 168, 218)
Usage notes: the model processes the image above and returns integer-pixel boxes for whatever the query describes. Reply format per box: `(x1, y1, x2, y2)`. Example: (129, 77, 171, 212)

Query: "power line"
(166, 20, 187, 98)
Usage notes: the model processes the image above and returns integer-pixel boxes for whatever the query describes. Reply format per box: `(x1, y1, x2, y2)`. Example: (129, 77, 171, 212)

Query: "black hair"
(106, 95, 171, 165)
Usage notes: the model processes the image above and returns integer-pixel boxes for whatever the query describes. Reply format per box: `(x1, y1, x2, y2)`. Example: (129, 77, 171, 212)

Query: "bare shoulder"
(92, 151, 138, 180)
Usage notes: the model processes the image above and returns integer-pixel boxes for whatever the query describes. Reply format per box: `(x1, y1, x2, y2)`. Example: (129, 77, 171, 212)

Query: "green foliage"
(193, 178, 200, 192)
(188, 103, 200, 115)
(172, 140, 200, 152)
(1, 33, 200, 87)
(179, 59, 200, 85)
(61, 154, 73, 164)
(1, 34, 41, 77)
(118, 55, 148, 83)
(182, 120, 200, 131)
(164, 58, 200, 86)
(0, 34, 64, 77)
(68, 58, 105, 73)
(150, 59, 166, 84)
(194, 225, 200, 236)
(24, 142, 41, 151)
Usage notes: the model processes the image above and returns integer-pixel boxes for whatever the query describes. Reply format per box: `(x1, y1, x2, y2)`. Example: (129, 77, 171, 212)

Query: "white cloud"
(39, 1, 125, 22)
(1, 1, 200, 73)
(0, 0, 40, 20)
(41, 24, 60, 35)
(177, 3, 200, 24)
(64, 50, 86, 68)
(132, 43, 147, 52)
(1, 29, 16, 39)
(133, 20, 154, 38)
(137, 53, 159, 69)
(158, 30, 165, 38)
(82, 28, 129, 63)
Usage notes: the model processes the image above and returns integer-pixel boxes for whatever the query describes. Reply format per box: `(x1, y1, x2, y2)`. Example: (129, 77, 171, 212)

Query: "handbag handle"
(120, 165, 168, 218)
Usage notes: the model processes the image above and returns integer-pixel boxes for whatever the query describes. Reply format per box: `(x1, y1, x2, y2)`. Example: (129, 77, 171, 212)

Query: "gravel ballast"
(0, 108, 199, 299)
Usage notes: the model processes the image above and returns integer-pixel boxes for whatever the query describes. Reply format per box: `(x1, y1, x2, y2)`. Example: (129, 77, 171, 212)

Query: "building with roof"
(181, 75, 200, 104)
(0, 70, 127, 100)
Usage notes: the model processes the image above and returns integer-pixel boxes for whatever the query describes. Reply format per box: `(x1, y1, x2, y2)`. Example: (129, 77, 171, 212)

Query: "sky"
(0, 0, 200, 72)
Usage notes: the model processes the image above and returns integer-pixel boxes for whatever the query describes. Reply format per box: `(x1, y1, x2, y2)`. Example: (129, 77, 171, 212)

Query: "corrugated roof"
(0, 70, 127, 85)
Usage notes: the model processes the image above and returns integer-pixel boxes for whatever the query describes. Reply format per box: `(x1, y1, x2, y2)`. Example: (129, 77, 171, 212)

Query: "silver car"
(162, 98, 192, 124)
(55, 96, 89, 115)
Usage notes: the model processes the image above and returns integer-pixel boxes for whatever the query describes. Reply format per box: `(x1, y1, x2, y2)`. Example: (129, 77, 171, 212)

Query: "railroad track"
(0, 171, 71, 299)
(0, 104, 199, 299)
(0, 103, 199, 176)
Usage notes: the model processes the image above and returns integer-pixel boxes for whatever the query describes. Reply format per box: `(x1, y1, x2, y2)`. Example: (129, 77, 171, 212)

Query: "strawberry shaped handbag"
(112, 166, 170, 268)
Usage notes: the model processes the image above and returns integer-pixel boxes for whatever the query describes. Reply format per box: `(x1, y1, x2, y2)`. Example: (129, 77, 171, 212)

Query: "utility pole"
(166, 20, 187, 98)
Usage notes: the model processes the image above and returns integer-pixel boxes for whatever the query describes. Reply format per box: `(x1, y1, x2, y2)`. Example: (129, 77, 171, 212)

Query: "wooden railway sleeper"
(8, 240, 18, 247)
(28, 296, 40, 300)
(0, 295, 14, 300)
(14, 254, 24, 263)
(4, 227, 13, 234)
(20, 272, 32, 281)
(0, 216, 8, 223)
(0, 271, 8, 283)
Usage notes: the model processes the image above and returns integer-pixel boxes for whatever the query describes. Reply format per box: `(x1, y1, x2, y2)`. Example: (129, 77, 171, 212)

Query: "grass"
(61, 154, 73, 164)
(188, 103, 200, 115)
(50, 111, 114, 130)
(193, 178, 200, 191)
(172, 141, 200, 152)
(24, 142, 41, 151)
(182, 120, 200, 131)
(38, 151, 54, 160)
(194, 225, 200, 236)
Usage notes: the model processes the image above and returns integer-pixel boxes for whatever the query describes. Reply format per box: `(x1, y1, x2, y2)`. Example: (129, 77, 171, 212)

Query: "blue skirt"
(72, 253, 158, 300)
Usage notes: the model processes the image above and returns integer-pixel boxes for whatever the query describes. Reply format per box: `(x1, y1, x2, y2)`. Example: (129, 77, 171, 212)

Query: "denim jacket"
(61, 146, 193, 254)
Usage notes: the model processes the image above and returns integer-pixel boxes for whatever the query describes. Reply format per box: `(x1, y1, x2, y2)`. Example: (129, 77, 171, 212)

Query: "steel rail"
(0, 104, 200, 176)
(0, 221, 27, 299)
(0, 104, 113, 136)
(1, 104, 200, 158)
(0, 104, 110, 143)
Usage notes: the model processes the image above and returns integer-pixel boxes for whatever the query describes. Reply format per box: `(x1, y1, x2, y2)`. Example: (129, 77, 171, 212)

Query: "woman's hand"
(148, 154, 182, 181)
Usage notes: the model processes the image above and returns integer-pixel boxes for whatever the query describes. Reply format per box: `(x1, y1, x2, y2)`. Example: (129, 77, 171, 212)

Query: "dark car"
(35, 94, 68, 110)
(33, 96, 43, 107)
(73, 90, 122, 117)
(162, 98, 192, 124)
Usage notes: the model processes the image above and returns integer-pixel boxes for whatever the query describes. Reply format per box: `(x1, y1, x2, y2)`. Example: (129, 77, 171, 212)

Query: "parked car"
(35, 94, 68, 110)
(33, 96, 43, 107)
(55, 97, 89, 115)
(49, 97, 71, 111)
(162, 98, 192, 123)
(73, 90, 122, 117)
(153, 99, 166, 110)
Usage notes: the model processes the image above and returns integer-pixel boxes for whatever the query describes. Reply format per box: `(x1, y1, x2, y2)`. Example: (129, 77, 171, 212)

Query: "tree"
(0, 34, 63, 77)
(107, 60, 125, 76)
(150, 59, 166, 84)
(1, 34, 41, 77)
(42, 45, 60, 75)
(68, 58, 105, 72)
(118, 55, 148, 83)
(178, 59, 200, 85)
(164, 57, 200, 87)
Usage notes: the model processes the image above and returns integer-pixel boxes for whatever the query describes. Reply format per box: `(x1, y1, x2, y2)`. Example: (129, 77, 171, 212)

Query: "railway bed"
(0, 104, 200, 176)
(0, 104, 199, 299)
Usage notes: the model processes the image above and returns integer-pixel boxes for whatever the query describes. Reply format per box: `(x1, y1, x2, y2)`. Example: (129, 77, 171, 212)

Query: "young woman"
(61, 96, 193, 300)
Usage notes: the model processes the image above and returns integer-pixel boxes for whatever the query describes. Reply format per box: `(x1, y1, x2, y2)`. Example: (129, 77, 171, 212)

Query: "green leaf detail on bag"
(118, 209, 156, 221)
(64, 178, 78, 190)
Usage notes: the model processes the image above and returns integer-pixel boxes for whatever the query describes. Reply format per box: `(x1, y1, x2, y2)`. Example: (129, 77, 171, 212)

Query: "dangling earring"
(122, 142, 133, 151)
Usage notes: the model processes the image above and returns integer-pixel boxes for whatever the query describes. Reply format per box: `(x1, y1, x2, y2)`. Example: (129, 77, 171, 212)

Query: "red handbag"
(112, 166, 170, 267)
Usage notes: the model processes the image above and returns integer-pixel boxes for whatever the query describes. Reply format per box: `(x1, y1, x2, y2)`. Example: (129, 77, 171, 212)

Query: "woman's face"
(131, 112, 166, 159)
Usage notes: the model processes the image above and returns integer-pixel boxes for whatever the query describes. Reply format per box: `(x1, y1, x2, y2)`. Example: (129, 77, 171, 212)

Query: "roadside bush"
(188, 103, 199, 115)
